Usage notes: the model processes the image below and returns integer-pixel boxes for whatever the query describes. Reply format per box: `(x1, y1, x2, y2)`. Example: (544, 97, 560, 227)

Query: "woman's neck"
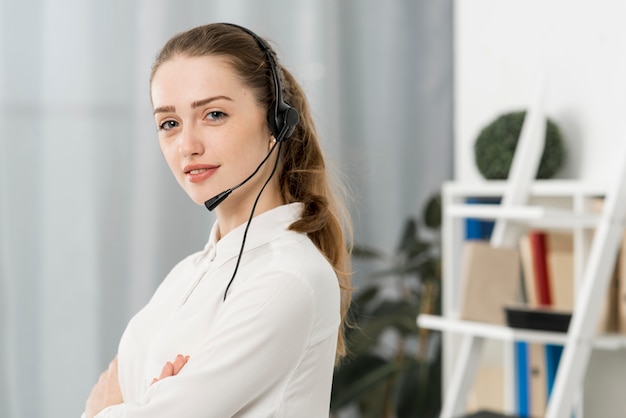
(214, 187, 284, 239)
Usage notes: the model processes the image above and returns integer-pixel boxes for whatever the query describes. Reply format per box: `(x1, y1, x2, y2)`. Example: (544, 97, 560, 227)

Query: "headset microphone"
(204, 134, 279, 211)
(204, 114, 295, 211)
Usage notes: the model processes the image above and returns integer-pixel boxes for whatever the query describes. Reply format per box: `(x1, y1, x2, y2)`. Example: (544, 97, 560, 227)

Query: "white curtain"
(0, 1, 453, 417)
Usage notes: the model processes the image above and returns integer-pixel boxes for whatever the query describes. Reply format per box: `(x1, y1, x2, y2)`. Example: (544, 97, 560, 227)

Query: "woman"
(83, 22, 352, 418)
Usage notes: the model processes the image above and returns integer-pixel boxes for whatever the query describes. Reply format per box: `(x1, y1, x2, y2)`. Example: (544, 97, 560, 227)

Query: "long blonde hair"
(151, 23, 353, 361)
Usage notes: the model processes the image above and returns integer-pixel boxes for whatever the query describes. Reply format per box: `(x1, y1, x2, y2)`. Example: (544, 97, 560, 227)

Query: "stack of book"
(458, 197, 626, 417)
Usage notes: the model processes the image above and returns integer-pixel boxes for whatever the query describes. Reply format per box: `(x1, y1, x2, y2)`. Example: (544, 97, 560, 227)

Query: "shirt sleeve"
(96, 270, 316, 418)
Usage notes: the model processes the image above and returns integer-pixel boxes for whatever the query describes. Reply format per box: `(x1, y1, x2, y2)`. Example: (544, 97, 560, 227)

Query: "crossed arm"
(82, 269, 319, 417)
(85, 354, 189, 418)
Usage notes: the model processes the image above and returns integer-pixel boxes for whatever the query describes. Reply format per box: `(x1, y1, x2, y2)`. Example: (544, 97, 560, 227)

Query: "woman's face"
(151, 55, 275, 211)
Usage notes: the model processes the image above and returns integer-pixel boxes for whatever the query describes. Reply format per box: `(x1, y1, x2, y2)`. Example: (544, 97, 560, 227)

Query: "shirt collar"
(203, 202, 303, 267)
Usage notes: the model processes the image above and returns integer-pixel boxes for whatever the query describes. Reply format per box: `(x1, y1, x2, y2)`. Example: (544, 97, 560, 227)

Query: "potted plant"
(474, 110, 565, 180)
(331, 193, 443, 418)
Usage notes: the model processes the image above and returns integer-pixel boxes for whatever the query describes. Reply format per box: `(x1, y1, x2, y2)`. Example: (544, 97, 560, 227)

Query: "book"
(465, 197, 499, 240)
(519, 234, 538, 307)
(545, 345, 563, 398)
(459, 241, 521, 325)
(514, 341, 529, 417)
(617, 231, 626, 334)
(545, 232, 574, 312)
(528, 231, 551, 306)
(528, 343, 547, 416)
(599, 264, 619, 333)
(535, 230, 619, 332)
(467, 364, 505, 415)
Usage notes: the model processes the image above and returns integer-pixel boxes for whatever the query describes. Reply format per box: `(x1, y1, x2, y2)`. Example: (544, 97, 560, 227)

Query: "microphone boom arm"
(204, 122, 290, 212)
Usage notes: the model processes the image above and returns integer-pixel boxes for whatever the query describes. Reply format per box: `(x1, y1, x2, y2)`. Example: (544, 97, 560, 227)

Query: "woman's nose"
(178, 125, 205, 158)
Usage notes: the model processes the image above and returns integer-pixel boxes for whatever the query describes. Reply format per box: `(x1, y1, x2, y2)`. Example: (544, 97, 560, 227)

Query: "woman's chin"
(188, 194, 212, 207)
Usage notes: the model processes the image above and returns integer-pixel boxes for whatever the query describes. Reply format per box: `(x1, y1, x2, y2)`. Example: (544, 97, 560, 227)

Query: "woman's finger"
(151, 354, 190, 385)
(158, 361, 174, 380)
(172, 354, 189, 375)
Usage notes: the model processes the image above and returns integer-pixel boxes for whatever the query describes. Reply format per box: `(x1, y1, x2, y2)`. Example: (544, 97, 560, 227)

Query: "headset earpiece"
(268, 101, 299, 142)
(224, 23, 300, 142)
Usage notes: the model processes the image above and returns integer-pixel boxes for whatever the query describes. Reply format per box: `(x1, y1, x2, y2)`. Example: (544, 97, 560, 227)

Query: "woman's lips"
(184, 164, 218, 183)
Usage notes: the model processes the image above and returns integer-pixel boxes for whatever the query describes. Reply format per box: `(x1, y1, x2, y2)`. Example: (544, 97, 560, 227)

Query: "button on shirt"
(90, 203, 341, 417)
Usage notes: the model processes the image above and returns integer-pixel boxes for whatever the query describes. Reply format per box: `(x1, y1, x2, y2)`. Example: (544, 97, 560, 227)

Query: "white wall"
(455, 1, 626, 416)
(455, 0, 626, 184)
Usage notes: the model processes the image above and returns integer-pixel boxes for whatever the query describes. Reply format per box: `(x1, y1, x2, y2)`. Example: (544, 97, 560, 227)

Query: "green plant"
(331, 194, 443, 418)
(474, 110, 565, 180)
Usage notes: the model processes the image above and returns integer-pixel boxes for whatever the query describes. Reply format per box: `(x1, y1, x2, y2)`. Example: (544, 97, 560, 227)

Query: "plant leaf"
(352, 244, 387, 260)
(370, 301, 421, 334)
(346, 301, 420, 356)
(396, 218, 418, 254)
(331, 355, 397, 410)
(423, 193, 442, 229)
(395, 349, 443, 417)
(394, 358, 423, 417)
(353, 285, 379, 306)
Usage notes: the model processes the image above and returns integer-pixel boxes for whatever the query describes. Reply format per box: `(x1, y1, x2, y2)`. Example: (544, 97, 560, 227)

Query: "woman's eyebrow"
(153, 105, 175, 115)
(191, 95, 232, 108)
(153, 96, 233, 115)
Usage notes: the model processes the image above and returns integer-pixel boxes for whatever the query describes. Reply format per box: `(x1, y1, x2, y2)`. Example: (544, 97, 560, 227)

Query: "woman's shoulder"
(269, 230, 334, 277)
(267, 231, 341, 339)
(257, 231, 340, 311)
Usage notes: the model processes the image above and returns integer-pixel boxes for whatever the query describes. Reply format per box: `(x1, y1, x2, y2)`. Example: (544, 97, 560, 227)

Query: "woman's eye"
(205, 111, 226, 122)
(158, 120, 178, 131)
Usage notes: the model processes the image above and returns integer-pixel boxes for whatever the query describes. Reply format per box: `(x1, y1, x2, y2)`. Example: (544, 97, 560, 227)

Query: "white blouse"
(89, 203, 340, 418)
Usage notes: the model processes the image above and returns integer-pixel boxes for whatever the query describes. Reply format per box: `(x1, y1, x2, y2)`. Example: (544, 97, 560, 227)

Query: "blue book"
(464, 197, 499, 240)
(515, 341, 530, 417)
(545, 344, 563, 397)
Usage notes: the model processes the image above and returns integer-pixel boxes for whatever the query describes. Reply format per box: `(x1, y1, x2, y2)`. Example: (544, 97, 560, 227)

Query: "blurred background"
(0, 1, 453, 417)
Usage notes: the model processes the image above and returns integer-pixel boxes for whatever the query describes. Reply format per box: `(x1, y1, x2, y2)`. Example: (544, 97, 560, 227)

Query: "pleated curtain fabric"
(0, 1, 453, 417)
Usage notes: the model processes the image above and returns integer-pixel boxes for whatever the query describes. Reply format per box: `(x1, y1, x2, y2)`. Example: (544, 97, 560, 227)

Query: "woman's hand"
(151, 354, 190, 385)
(85, 357, 123, 418)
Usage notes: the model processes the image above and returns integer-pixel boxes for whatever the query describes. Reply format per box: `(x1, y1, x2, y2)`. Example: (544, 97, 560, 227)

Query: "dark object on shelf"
(474, 110, 565, 180)
(505, 305, 572, 332)
(456, 410, 523, 418)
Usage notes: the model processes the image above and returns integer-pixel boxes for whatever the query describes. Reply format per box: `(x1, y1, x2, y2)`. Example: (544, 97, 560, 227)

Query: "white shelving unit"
(417, 178, 626, 418)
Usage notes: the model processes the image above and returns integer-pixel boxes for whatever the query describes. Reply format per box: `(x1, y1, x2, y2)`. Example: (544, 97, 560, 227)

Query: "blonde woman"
(83, 22, 352, 418)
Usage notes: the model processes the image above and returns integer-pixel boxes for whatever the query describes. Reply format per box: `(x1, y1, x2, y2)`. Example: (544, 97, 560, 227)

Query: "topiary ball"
(474, 110, 565, 180)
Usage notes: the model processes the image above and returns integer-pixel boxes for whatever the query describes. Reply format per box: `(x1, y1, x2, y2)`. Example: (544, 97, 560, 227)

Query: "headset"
(225, 23, 300, 142)
(205, 23, 301, 300)
(204, 23, 300, 212)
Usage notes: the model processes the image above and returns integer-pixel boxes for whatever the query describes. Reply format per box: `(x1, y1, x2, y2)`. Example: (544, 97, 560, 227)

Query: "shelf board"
(446, 204, 601, 229)
(417, 314, 626, 350)
(444, 180, 607, 197)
